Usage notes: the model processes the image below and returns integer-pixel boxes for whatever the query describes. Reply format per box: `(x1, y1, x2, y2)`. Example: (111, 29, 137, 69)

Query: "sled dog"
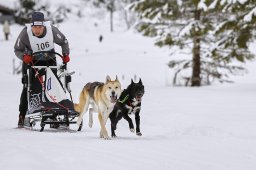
(74, 75, 121, 139)
(109, 79, 144, 137)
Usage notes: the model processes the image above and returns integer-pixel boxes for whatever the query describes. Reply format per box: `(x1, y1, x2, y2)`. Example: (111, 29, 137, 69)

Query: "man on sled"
(14, 11, 71, 128)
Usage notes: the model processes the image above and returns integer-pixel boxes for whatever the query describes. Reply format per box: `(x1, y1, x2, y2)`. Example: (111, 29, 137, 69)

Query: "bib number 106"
(36, 42, 50, 50)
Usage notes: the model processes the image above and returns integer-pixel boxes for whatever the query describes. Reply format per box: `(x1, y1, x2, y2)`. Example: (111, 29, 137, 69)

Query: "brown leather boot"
(18, 114, 25, 128)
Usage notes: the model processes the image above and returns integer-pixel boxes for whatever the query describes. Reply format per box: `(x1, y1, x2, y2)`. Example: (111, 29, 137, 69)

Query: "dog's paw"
(104, 136, 111, 140)
(136, 132, 142, 136)
(111, 134, 117, 138)
(101, 133, 110, 140)
(130, 128, 135, 133)
(99, 132, 104, 138)
(99, 131, 110, 140)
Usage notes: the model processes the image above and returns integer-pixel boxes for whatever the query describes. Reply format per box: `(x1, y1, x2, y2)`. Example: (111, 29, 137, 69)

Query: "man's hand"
(23, 54, 33, 64)
(62, 55, 70, 63)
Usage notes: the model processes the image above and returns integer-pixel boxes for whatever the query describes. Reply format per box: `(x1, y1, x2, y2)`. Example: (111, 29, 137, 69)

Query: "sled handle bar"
(31, 51, 67, 66)
(32, 51, 64, 58)
(32, 66, 61, 69)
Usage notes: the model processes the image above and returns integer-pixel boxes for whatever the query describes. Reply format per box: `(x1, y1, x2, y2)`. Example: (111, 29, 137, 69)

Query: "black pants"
(19, 60, 56, 116)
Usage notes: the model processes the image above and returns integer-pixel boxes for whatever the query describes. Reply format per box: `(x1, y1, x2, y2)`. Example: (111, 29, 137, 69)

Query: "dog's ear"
(131, 79, 134, 84)
(139, 78, 142, 85)
(106, 75, 111, 83)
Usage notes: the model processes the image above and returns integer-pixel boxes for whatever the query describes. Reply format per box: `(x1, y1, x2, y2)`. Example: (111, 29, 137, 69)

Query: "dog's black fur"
(109, 79, 144, 137)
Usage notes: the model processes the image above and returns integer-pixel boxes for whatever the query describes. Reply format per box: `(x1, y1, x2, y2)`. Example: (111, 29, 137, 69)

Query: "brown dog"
(74, 75, 121, 139)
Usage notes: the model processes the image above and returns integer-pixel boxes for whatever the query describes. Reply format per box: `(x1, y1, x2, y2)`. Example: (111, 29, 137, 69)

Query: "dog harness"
(119, 94, 137, 109)
(118, 94, 129, 104)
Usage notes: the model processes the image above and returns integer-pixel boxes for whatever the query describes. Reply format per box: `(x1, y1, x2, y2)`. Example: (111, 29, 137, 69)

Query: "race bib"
(26, 21, 55, 53)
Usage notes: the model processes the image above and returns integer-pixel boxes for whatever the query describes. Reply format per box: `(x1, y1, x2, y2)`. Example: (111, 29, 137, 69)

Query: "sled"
(23, 51, 82, 132)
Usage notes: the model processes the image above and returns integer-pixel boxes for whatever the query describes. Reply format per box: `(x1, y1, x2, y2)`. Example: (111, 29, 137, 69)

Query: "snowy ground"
(0, 11, 256, 170)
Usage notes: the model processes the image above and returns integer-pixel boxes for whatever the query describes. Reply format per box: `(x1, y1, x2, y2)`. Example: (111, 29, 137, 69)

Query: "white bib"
(26, 21, 54, 53)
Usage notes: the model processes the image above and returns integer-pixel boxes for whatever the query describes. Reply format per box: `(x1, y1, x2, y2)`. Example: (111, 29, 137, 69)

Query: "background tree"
(131, 0, 256, 86)
(15, 0, 35, 24)
(119, 0, 138, 30)
(91, 0, 116, 32)
(91, 0, 136, 31)
(15, 0, 50, 25)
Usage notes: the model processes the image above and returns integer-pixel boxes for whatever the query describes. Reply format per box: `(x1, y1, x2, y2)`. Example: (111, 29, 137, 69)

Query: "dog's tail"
(74, 86, 88, 114)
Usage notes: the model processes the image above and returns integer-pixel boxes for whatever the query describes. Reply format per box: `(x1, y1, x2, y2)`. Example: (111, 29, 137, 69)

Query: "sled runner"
(23, 51, 81, 132)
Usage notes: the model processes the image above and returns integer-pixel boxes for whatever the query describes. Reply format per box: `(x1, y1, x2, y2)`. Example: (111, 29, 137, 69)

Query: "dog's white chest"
(125, 99, 140, 114)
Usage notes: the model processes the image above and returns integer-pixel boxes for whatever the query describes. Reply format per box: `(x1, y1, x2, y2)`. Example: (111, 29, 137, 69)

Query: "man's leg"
(18, 64, 28, 127)
(18, 87, 27, 127)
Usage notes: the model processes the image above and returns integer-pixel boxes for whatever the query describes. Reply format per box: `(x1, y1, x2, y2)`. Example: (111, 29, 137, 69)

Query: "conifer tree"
(131, 0, 256, 86)
(15, 0, 50, 25)
(15, 0, 35, 24)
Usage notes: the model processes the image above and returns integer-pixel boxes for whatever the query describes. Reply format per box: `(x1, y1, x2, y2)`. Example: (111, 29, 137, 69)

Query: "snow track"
(0, 14, 256, 170)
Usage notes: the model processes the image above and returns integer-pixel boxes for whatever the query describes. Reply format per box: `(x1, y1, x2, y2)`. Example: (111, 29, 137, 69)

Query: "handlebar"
(31, 51, 66, 68)
(32, 51, 64, 59)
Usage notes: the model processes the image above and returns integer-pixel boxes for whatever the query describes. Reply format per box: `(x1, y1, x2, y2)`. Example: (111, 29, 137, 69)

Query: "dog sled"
(22, 51, 81, 132)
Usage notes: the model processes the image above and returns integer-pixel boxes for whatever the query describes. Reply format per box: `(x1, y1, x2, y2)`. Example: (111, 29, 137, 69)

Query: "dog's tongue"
(110, 96, 117, 103)
(136, 96, 142, 102)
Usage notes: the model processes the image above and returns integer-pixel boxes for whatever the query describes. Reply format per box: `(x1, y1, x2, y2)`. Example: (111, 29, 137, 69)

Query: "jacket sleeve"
(51, 25, 70, 55)
(14, 27, 32, 60)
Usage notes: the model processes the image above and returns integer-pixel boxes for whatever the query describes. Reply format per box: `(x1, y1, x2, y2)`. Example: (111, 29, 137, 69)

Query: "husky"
(74, 75, 122, 139)
(109, 79, 144, 138)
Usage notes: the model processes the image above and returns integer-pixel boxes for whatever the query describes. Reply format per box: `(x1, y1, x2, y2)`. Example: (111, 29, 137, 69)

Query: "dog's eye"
(108, 87, 111, 89)
(115, 86, 118, 89)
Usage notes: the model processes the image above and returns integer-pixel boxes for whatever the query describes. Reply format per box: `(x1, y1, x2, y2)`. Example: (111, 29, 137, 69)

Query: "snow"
(244, 7, 256, 22)
(209, 0, 219, 9)
(179, 22, 193, 37)
(198, 0, 208, 11)
(0, 0, 17, 8)
(1, 2, 256, 170)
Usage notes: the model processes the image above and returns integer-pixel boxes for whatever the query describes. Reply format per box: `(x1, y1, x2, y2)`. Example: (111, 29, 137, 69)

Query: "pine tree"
(14, 0, 50, 25)
(15, 0, 35, 24)
(131, 0, 256, 86)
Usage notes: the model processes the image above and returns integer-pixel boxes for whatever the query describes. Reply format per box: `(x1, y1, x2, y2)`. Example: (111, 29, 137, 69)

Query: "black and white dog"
(109, 79, 145, 137)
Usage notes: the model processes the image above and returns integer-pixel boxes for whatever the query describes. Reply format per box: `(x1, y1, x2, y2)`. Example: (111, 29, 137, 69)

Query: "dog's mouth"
(110, 95, 117, 103)
(136, 95, 143, 102)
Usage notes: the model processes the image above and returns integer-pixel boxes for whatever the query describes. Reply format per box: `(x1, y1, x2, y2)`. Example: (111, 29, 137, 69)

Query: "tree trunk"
(191, 9, 201, 86)
(109, 1, 114, 32)
(110, 9, 113, 32)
